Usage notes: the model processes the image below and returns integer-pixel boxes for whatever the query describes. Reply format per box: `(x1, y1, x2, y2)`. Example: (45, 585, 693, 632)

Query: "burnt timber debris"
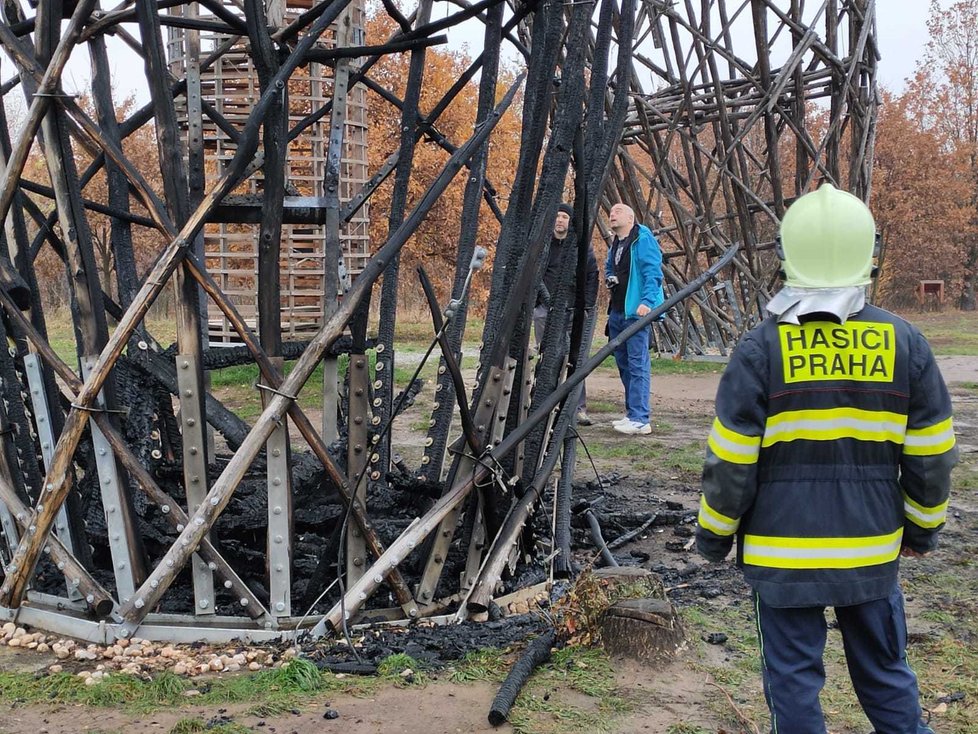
(0, 0, 877, 644)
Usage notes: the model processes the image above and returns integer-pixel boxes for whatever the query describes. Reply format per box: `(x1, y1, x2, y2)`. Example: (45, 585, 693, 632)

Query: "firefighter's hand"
(900, 546, 927, 558)
(636, 304, 651, 317)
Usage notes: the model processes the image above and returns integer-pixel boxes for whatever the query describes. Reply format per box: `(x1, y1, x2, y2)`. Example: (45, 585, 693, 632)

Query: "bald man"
(604, 203, 664, 435)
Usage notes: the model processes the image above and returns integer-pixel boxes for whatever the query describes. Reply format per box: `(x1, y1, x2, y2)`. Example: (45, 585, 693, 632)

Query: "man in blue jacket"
(604, 203, 663, 435)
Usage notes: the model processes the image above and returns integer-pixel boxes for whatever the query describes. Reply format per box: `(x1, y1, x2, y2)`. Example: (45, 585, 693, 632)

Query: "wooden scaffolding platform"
(166, 0, 370, 344)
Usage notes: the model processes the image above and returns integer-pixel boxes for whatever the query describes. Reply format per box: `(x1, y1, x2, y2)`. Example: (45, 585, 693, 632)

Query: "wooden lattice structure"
(166, 1, 370, 344)
(607, 0, 878, 356)
(0, 0, 875, 644)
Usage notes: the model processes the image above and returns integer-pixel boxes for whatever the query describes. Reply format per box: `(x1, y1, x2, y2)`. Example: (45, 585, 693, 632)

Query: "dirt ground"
(1, 354, 975, 734)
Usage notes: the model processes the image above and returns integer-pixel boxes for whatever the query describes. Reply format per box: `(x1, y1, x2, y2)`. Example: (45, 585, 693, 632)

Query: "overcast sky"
(21, 0, 957, 113)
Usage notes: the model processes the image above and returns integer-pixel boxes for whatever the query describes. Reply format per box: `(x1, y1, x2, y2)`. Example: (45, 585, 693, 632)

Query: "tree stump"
(600, 598, 685, 664)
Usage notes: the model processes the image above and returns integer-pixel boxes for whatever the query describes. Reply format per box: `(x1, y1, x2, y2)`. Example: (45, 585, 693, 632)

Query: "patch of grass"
(450, 648, 508, 683)
(505, 646, 633, 734)
(953, 465, 978, 491)
(267, 657, 323, 692)
(0, 671, 140, 709)
(583, 439, 704, 477)
(209, 363, 260, 388)
(651, 357, 727, 375)
(410, 417, 432, 432)
(582, 399, 619, 414)
(584, 440, 654, 460)
(909, 311, 978, 356)
(918, 609, 956, 624)
(244, 700, 293, 717)
(592, 354, 725, 376)
(665, 441, 707, 474)
(0, 658, 356, 717)
(377, 653, 428, 686)
(169, 720, 207, 734)
(666, 725, 711, 734)
(508, 691, 613, 734)
(147, 670, 190, 705)
(169, 720, 252, 734)
(548, 646, 618, 698)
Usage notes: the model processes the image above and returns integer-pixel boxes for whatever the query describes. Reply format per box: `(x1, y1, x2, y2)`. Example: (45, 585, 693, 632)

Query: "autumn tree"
(871, 92, 972, 307)
(19, 92, 166, 311)
(364, 10, 523, 310)
(903, 0, 978, 309)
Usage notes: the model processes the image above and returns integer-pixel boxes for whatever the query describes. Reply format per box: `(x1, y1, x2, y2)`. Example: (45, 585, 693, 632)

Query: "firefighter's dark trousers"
(754, 586, 934, 734)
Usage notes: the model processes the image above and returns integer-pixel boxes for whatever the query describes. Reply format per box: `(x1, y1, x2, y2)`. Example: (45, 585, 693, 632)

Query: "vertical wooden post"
(33, 0, 146, 600)
(136, 0, 215, 614)
(322, 4, 358, 444)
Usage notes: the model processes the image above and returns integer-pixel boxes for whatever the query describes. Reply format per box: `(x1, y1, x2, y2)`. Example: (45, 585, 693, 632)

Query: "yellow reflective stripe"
(697, 496, 739, 536)
(708, 418, 761, 465)
(904, 417, 956, 456)
(742, 528, 903, 569)
(903, 492, 949, 529)
(762, 407, 907, 447)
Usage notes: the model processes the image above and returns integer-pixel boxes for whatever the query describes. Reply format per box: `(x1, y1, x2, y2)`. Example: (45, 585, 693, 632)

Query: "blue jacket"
(604, 223, 664, 318)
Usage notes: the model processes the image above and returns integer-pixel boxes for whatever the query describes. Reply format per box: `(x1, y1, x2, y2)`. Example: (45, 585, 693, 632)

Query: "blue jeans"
(607, 310, 650, 424)
(754, 586, 932, 734)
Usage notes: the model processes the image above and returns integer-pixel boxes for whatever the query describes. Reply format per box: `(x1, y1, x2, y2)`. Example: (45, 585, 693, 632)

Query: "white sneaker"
(614, 420, 651, 435)
(612, 416, 630, 427)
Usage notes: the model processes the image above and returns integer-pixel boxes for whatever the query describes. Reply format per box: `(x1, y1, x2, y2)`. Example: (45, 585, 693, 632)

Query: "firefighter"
(696, 184, 958, 734)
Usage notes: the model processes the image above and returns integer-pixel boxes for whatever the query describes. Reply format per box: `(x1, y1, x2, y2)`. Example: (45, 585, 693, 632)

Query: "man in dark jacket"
(696, 184, 956, 734)
(533, 202, 599, 424)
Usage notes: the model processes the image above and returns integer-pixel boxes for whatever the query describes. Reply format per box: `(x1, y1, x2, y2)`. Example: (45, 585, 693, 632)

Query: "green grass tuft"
(377, 653, 428, 686)
(169, 720, 207, 734)
(449, 648, 508, 683)
(267, 657, 323, 692)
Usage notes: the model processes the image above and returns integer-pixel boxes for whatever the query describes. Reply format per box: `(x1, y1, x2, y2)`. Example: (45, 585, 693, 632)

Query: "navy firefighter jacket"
(696, 305, 958, 608)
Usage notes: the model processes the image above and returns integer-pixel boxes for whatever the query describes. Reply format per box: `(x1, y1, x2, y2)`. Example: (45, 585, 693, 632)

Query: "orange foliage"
(26, 93, 167, 311)
(876, 0, 978, 309)
(364, 10, 523, 310)
(871, 92, 972, 307)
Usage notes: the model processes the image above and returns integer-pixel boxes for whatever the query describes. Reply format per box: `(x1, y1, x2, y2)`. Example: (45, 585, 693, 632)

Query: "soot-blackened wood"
(320, 3, 358, 445)
(119, 83, 522, 624)
(513, 0, 590, 484)
(0, 470, 113, 617)
(553, 128, 596, 579)
(84, 34, 145, 339)
(374, 0, 433, 485)
(0, 312, 43, 508)
(306, 77, 526, 630)
(417, 267, 478, 453)
(34, 0, 146, 594)
(324, 244, 729, 631)
(137, 0, 216, 613)
(247, 0, 295, 613)
(0, 0, 94, 230)
(0, 289, 269, 621)
(419, 1, 505, 482)
(184, 255, 415, 610)
(487, 629, 556, 726)
(466, 247, 738, 612)
(479, 0, 562, 360)
(246, 0, 286, 361)
(0, 4, 345, 609)
(469, 0, 564, 496)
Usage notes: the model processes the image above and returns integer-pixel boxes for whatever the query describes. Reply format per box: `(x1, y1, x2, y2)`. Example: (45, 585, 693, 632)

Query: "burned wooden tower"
(0, 0, 876, 643)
